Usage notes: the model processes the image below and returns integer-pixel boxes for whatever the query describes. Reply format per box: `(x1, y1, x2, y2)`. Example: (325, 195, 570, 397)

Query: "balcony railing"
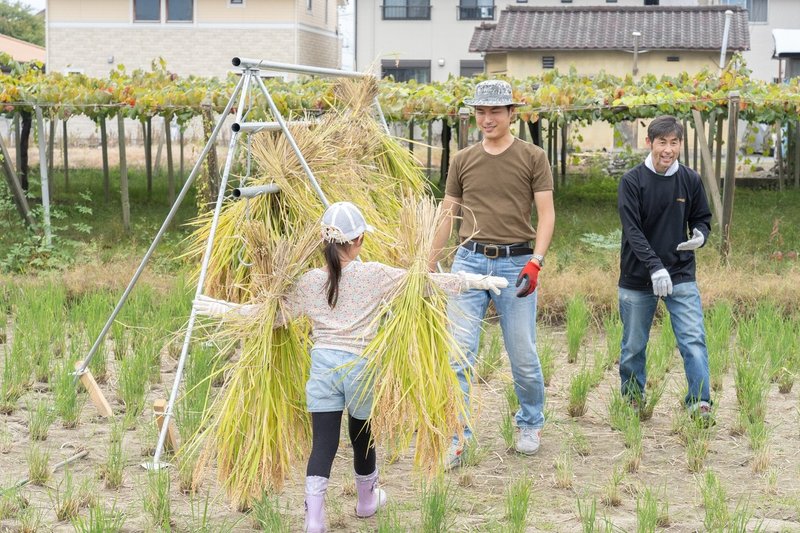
(382, 4, 432, 20)
(458, 5, 495, 20)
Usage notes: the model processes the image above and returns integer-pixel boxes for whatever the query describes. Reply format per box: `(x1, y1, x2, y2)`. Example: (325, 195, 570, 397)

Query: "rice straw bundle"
(187, 76, 429, 299)
(360, 197, 469, 474)
(194, 220, 319, 509)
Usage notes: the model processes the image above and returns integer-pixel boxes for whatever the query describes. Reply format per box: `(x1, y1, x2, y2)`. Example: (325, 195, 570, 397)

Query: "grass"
(100, 421, 125, 490)
(50, 467, 94, 521)
(705, 301, 734, 391)
(71, 501, 126, 532)
(143, 469, 172, 530)
(27, 444, 50, 485)
(567, 364, 593, 417)
(420, 478, 453, 533)
(538, 332, 556, 386)
(554, 447, 573, 489)
(566, 295, 591, 363)
(505, 476, 532, 533)
(54, 348, 86, 429)
(700, 470, 729, 530)
(27, 398, 55, 441)
(118, 349, 150, 427)
(251, 491, 289, 532)
(601, 468, 625, 507)
(499, 406, 515, 450)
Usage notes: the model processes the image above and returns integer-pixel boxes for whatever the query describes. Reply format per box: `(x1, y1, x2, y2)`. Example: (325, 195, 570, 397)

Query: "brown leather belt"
(461, 241, 533, 259)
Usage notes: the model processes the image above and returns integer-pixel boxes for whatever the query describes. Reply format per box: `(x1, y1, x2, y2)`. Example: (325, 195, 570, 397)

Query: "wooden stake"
(74, 360, 113, 418)
(691, 110, 724, 232)
(118, 114, 131, 231)
(721, 92, 740, 259)
(153, 399, 179, 451)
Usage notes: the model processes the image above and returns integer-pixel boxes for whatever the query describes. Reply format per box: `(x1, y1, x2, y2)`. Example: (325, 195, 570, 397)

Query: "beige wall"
(197, 1, 294, 22)
(496, 50, 729, 78)
(48, 27, 303, 77)
(48, 0, 299, 23)
(46, 0, 341, 76)
(48, 0, 128, 22)
(297, 28, 341, 68)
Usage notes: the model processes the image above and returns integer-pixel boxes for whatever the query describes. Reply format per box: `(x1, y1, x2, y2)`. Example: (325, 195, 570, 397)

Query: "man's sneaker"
(514, 428, 541, 455)
(443, 442, 464, 471)
(688, 401, 715, 426)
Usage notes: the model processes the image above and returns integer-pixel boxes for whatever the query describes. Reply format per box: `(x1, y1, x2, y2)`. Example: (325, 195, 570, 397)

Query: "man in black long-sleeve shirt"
(617, 115, 712, 422)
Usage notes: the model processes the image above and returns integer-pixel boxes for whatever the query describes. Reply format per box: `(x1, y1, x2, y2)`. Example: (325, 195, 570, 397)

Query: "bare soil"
(1, 306, 799, 532)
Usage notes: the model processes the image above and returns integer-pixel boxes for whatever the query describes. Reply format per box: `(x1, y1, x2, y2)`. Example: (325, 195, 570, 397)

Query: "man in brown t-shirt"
(429, 80, 555, 467)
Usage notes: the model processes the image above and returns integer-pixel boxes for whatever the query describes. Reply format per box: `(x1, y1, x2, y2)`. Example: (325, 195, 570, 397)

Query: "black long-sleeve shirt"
(618, 163, 712, 291)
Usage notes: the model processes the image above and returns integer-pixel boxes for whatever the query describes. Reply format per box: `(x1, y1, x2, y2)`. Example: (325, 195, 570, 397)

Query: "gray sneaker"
(514, 428, 541, 455)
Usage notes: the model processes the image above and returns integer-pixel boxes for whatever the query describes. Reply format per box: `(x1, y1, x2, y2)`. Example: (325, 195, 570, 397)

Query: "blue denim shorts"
(306, 348, 373, 420)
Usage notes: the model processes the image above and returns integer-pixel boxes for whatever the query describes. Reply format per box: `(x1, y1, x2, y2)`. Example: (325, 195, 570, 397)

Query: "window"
(307, 0, 312, 11)
(229, 0, 244, 4)
(721, 0, 767, 23)
(167, 0, 192, 21)
(381, 60, 431, 83)
(459, 1, 494, 20)
(542, 56, 555, 69)
(134, 0, 193, 22)
(666, 56, 680, 62)
(382, 0, 431, 20)
(643, 0, 659, 5)
(561, 0, 573, 3)
(134, 0, 160, 21)
(606, 0, 617, 3)
(460, 60, 484, 77)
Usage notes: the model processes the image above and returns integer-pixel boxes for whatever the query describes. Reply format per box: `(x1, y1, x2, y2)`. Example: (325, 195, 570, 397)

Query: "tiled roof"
(470, 5, 750, 53)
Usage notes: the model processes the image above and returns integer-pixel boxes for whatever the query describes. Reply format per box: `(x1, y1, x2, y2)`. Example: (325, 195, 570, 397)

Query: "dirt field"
(1, 312, 798, 532)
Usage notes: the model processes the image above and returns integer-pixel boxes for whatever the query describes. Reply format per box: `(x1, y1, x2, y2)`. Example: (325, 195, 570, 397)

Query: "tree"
(0, 1, 44, 47)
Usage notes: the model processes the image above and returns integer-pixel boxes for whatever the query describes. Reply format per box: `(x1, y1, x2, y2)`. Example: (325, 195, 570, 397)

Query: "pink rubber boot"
(354, 469, 387, 518)
(304, 476, 328, 533)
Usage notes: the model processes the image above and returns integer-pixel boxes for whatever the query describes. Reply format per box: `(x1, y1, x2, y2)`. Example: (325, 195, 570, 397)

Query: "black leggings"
(306, 411, 376, 478)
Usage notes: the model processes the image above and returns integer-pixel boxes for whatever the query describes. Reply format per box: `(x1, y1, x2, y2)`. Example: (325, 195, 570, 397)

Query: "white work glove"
(458, 272, 509, 295)
(650, 268, 673, 298)
(676, 228, 705, 251)
(192, 294, 258, 319)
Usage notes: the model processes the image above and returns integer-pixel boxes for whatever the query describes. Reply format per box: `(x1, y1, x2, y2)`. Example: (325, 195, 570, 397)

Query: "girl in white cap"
(194, 201, 507, 533)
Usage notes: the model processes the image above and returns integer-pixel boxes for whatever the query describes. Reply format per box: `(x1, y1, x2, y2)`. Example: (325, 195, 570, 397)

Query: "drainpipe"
(632, 31, 641, 76)
(719, 10, 734, 74)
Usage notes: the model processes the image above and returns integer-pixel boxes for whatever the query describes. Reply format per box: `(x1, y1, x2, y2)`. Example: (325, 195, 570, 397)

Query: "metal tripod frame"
(70, 57, 389, 469)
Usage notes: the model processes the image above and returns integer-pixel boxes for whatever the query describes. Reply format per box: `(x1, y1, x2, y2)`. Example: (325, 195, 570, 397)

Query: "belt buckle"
(483, 244, 500, 259)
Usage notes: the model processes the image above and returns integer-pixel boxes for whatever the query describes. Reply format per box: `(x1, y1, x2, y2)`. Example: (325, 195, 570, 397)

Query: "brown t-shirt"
(445, 138, 553, 244)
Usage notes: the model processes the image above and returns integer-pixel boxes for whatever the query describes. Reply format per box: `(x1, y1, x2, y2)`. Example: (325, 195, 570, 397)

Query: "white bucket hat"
(463, 80, 522, 107)
(320, 201, 375, 244)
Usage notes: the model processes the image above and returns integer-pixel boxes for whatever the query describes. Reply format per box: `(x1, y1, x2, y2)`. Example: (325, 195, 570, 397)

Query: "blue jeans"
(448, 246, 545, 441)
(618, 282, 710, 406)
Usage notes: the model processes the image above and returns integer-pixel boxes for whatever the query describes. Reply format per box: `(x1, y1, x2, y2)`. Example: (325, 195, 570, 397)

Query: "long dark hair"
(324, 241, 344, 308)
(323, 236, 362, 308)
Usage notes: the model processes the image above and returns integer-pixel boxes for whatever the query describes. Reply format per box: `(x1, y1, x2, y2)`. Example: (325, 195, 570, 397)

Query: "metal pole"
(232, 121, 314, 133)
(233, 57, 369, 79)
(75, 74, 247, 379)
(373, 96, 390, 135)
(150, 70, 255, 468)
(254, 74, 331, 208)
(721, 91, 739, 259)
(34, 106, 52, 246)
(719, 10, 734, 74)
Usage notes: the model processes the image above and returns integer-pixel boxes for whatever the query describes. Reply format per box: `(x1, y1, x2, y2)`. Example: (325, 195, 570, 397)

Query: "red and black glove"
(515, 260, 541, 298)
